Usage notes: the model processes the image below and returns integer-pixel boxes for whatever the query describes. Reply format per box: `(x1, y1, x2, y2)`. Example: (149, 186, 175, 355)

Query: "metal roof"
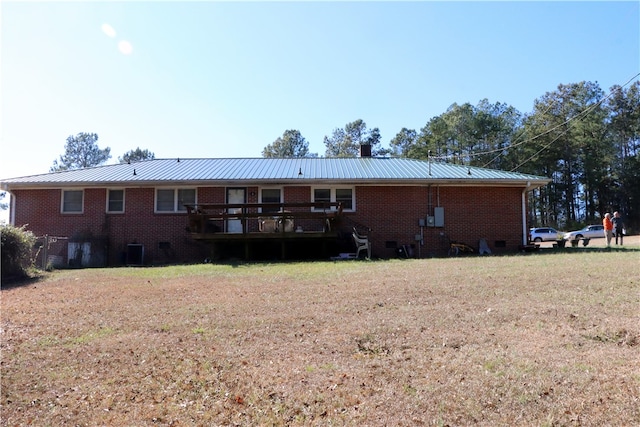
(0, 157, 550, 189)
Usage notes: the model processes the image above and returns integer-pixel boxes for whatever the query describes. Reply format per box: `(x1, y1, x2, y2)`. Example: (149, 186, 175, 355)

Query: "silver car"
(563, 225, 605, 241)
(529, 227, 563, 242)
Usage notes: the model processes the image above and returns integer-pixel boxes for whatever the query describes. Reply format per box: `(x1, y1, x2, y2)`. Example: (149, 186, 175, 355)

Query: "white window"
(155, 188, 196, 212)
(313, 188, 331, 206)
(62, 190, 83, 213)
(107, 189, 125, 213)
(260, 188, 282, 213)
(312, 187, 354, 211)
(335, 188, 353, 210)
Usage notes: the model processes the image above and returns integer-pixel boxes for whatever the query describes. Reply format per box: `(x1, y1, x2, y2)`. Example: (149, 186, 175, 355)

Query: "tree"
(406, 100, 521, 166)
(0, 192, 7, 211)
(517, 82, 609, 226)
(119, 147, 156, 163)
(607, 81, 640, 228)
(50, 133, 111, 172)
(408, 115, 453, 160)
(323, 119, 388, 157)
(389, 128, 418, 157)
(472, 100, 522, 170)
(262, 130, 316, 158)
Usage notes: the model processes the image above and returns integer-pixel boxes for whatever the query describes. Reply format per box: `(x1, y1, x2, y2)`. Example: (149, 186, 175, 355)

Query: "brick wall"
(11, 184, 529, 264)
(13, 188, 209, 266)
(347, 186, 525, 257)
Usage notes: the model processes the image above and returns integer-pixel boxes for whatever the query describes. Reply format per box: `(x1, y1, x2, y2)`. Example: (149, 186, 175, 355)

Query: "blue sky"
(1, 1, 639, 182)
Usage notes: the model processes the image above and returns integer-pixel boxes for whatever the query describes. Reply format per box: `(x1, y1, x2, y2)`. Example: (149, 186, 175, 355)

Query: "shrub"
(1, 224, 37, 280)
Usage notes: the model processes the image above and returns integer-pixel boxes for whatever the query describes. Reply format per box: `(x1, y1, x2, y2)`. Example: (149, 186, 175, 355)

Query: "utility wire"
(425, 72, 640, 169)
(481, 101, 557, 168)
(510, 72, 640, 171)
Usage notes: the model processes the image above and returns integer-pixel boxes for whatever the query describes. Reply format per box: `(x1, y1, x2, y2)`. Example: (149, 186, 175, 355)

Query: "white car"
(529, 227, 563, 242)
(563, 225, 605, 241)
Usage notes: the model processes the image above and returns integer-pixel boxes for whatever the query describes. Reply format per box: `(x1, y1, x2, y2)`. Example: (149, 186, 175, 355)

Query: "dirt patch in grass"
(2, 246, 640, 426)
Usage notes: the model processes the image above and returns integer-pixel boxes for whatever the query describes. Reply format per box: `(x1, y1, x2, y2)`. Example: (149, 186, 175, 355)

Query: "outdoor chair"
(278, 218, 295, 232)
(258, 218, 278, 233)
(352, 227, 371, 259)
(478, 238, 491, 255)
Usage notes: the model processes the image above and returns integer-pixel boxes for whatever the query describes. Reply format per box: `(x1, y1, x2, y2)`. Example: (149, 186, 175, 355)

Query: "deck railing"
(185, 202, 344, 235)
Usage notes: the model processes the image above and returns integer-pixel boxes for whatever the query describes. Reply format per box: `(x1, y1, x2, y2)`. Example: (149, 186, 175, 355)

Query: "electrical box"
(426, 216, 435, 227)
(418, 218, 425, 227)
(434, 207, 444, 227)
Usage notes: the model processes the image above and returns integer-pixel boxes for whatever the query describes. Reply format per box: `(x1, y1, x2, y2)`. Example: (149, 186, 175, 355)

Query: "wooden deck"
(185, 202, 345, 260)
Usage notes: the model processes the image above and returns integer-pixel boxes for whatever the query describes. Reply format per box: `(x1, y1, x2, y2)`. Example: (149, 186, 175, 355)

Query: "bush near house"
(1, 224, 37, 280)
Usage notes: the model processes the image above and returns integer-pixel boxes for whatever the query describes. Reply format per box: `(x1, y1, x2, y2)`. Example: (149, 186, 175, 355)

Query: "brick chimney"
(360, 144, 372, 157)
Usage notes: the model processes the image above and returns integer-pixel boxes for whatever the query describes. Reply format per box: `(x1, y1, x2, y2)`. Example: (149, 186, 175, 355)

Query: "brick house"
(1, 155, 549, 266)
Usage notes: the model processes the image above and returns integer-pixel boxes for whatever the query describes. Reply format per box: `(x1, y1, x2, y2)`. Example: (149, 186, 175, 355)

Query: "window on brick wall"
(107, 189, 125, 213)
(260, 188, 281, 213)
(155, 188, 196, 212)
(62, 190, 83, 213)
(312, 187, 354, 211)
(335, 188, 353, 210)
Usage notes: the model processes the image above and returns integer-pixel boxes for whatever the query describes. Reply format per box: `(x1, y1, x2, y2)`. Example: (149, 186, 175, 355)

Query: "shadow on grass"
(532, 246, 640, 256)
(203, 247, 640, 264)
(2, 247, 636, 281)
(1, 273, 48, 290)
(408, 245, 640, 260)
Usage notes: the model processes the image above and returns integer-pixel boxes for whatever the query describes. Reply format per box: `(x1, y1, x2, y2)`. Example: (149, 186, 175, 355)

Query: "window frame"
(61, 189, 84, 214)
(311, 186, 355, 212)
(154, 188, 197, 213)
(106, 189, 125, 213)
(259, 187, 282, 213)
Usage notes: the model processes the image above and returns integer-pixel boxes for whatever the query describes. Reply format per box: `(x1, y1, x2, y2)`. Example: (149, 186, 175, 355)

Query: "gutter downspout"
(521, 182, 531, 246)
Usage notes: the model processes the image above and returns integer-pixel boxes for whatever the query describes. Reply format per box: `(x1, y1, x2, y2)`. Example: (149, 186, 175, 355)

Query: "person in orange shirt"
(602, 212, 614, 247)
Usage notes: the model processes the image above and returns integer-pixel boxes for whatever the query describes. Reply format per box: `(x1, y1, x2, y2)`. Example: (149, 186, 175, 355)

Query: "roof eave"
(1, 177, 551, 190)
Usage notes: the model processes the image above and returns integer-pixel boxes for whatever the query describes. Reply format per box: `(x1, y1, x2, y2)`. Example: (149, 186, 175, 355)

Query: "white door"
(227, 188, 245, 233)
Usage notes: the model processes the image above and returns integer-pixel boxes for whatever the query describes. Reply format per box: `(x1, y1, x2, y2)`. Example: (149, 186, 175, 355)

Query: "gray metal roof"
(0, 157, 550, 189)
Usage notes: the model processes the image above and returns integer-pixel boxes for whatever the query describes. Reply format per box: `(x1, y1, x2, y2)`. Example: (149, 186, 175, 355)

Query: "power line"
(510, 72, 640, 171)
(423, 72, 640, 169)
(480, 100, 558, 168)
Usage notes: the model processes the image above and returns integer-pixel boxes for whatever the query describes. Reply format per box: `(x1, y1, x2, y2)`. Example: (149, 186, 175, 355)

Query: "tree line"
(49, 133, 156, 171)
(262, 80, 640, 231)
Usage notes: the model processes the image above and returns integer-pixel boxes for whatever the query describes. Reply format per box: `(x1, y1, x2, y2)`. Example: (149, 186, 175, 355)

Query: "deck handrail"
(186, 201, 342, 211)
(185, 202, 343, 234)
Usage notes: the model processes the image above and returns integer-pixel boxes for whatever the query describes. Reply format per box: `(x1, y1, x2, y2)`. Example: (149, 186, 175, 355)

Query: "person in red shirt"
(602, 212, 614, 247)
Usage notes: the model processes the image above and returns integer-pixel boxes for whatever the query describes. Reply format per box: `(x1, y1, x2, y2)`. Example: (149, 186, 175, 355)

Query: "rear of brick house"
(1, 157, 550, 266)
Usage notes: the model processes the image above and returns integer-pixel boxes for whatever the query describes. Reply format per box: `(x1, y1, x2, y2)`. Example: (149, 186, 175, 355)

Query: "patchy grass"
(2, 244, 640, 426)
